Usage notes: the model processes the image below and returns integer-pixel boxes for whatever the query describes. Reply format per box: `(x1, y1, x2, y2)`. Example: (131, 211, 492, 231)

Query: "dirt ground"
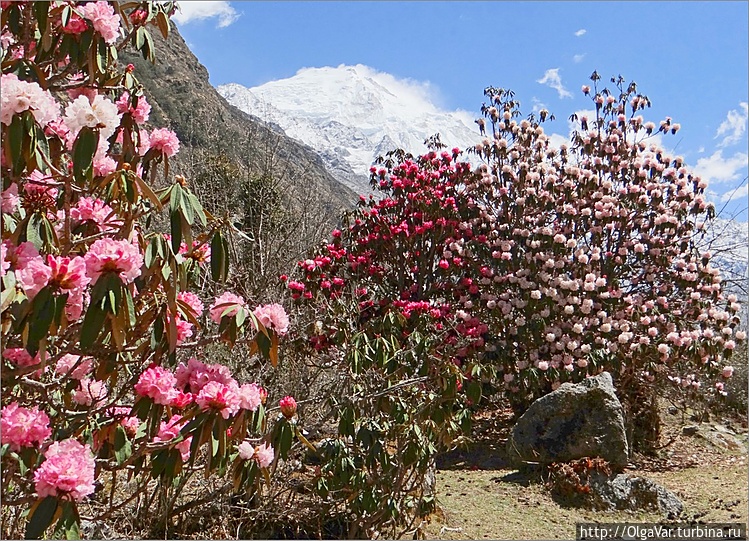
(424, 401, 748, 540)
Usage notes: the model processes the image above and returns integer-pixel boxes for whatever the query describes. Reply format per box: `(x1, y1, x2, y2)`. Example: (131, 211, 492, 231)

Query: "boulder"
(587, 473, 683, 519)
(507, 372, 629, 470)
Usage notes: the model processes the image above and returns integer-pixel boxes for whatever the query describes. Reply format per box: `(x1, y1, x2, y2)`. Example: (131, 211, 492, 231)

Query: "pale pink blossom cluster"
(148, 127, 180, 157)
(0, 73, 59, 127)
(33, 439, 96, 501)
(252, 303, 290, 335)
(174, 290, 204, 344)
(116, 91, 151, 124)
(195, 380, 240, 419)
(154, 415, 192, 461)
(55, 354, 93, 380)
(1, 402, 51, 451)
(134, 366, 178, 405)
(63, 94, 121, 141)
(84, 237, 144, 285)
(209, 292, 246, 323)
(1, 183, 19, 214)
(3, 347, 41, 368)
(77, 1, 121, 44)
(69, 196, 119, 231)
(237, 441, 274, 468)
(72, 378, 108, 407)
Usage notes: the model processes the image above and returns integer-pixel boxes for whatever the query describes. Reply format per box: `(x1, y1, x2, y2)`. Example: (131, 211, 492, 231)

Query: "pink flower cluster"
(33, 439, 96, 501)
(69, 197, 119, 232)
(63, 94, 120, 141)
(154, 415, 192, 462)
(72, 378, 108, 407)
(210, 292, 246, 323)
(84, 237, 144, 285)
(148, 128, 180, 157)
(237, 441, 274, 468)
(253, 303, 290, 335)
(174, 290, 204, 344)
(77, 1, 121, 44)
(0, 73, 59, 127)
(116, 91, 151, 124)
(1, 402, 51, 451)
(135, 365, 179, 406)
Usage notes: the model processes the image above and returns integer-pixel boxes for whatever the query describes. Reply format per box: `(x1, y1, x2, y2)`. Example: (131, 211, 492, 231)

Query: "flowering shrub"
(0, 2, 295, 538)
(286, 77, 743, 534)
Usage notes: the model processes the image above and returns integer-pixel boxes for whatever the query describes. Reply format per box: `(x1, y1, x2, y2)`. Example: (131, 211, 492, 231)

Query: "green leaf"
(34, 2, 49, 35)
(210, 231, 225, 282)
(170, 210, 182, 254)
(26, 286, 56, 356)
(54, 501, 81, 540)
(188, 193, 207, 227)
(25, 496, 59, 540)
(134, 27, 145, 50)
(72, 127, 99, 184)
(79, 301, 105, 350)
(113, 425, 132, 465)
(124, 288, 136, 328)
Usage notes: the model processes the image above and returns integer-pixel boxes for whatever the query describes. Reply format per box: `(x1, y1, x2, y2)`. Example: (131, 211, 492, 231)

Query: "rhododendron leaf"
(26, 286, 55, 356)
(25, 496, 59, 540)
(169, 210, 182, 254)
(124, 288, 136, 328)
(8, 114, 25, 175)
(60, 5, 72, 27)
(34, 2, 49, 36)
(187, 193, 207, 227)
(210, 231, 226, 282)
(79, 301, 104, 350)
(156, 11, 170, 39)
(278, 421, 293, 460)
(466, 381, 482, 405)
(53, 501, 80, 540)
(72, 127, 98, 184)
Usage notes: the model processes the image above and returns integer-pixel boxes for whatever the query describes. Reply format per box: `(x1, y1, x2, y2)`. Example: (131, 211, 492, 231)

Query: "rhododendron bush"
(0, 2, 295, 538)
(286, 77, 743, 533)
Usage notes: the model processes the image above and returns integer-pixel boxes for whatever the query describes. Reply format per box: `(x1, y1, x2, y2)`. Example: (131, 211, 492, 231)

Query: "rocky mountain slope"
(218, 65, 483, 194)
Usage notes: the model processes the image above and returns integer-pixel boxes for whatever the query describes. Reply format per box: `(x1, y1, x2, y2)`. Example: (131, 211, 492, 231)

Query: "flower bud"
(279, 395, 297, 418)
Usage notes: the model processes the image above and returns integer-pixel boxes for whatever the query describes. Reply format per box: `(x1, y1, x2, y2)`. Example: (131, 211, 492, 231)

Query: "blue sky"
(173, 1, 748, 220)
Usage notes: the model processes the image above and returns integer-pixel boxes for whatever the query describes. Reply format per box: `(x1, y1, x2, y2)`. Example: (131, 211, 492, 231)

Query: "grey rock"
(507, 372, 629, 470)
(667, 406, 679, 415)
(587, 472, 684, 519)
(682, 425, 699, 436)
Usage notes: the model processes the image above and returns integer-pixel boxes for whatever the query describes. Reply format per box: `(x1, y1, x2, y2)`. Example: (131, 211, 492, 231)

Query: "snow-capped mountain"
(218, 64, 482, 194)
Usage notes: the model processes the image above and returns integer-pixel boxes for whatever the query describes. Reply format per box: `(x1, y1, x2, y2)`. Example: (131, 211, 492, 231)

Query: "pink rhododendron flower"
(33, 439, 96, 501)
(209, 292, 246, 323)
(148, 128, 180, 157)
(154, 415, 192, 462)
(78, 1, 121, 44)
(279, 395, 297, 419)
(175, 357, 234, 393)
(0, 242, 8, 276)
(63, 94, 120, 141)
(1, 183, 19, 213)
(177, 290, 204, 318)
(70, 196, 119, 231)
(0, 73, 59, 127)
(237, 383, 263, 412)
(46, 254, 90, 292)
(722, 366, 734, 378)
(252, 303, 290, 335)
(1, 402, 51, 451)
(195, 381, 240, 419)
(237, 441, 274, 468)
(65, 288, 86, 322)
(135, 366, 178, 405)
(253, 442, 274, 468)
(116, 91, 151, 124)
(55, 354, 93, 380)
(3, 347, 41, 368)
(84, 237, 143, 285)
(16, 256, 51, 299)
(174, 316, 194, 345)
(170, 391, 193, 409)
(72, 378, 108, 407)
(93, 155, 117, 177)
(61, 12, 88, 34)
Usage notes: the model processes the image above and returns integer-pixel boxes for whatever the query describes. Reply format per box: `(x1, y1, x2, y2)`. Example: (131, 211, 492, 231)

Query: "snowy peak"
(218, 64, 482, 194)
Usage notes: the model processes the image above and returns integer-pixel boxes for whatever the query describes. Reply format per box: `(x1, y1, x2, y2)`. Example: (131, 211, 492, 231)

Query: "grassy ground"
(425, 402, 748, 540)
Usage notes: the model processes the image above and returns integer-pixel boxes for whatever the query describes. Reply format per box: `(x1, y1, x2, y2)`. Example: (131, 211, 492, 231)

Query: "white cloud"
(574, 29, 586, 37)
(721, 185, 748, 203)
(172, 1, 239, 27)
(537, 68, 573, 99)
(715, 102, 748, 147)
(693, 150, 749, 184)
(531, 97, 547, 114)
(698, 146, 705, 153)
(573, 54, 586, 63)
